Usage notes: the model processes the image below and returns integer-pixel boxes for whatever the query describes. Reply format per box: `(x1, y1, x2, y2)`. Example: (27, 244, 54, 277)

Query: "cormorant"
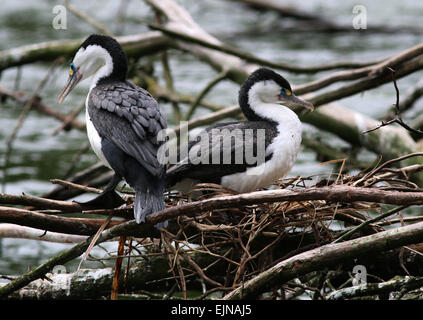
(166, 67, 313, 193)
(58, 34, 168, 228)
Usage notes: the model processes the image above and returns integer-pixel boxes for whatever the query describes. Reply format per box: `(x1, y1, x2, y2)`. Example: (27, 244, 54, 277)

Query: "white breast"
(85, 94, 112, 169)
(220, 104, 302, 193)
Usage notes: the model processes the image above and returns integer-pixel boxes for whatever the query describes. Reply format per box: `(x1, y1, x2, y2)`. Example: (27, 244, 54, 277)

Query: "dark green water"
(1, 0, 423, 275)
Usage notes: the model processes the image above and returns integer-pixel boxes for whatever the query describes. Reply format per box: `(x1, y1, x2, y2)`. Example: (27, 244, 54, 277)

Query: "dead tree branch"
(0, 32, 169, 72)
(327, 276, 423, 300)
(363, 68, 423, 136)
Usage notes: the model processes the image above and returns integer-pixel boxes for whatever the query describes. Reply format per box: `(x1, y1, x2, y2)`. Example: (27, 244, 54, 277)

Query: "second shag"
(166, 67, 313, 193)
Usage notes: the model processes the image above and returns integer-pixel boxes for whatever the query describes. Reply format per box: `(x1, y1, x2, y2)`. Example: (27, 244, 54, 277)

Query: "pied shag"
(166, 68, 313, 193)
(58, 34, 168, 228)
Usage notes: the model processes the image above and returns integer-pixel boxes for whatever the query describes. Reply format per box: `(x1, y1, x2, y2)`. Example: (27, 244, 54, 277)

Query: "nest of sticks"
(2, 153, 423, 299)
(119, 153, 423, 299)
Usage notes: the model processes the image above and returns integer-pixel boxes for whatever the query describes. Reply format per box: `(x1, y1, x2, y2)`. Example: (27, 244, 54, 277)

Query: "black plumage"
(166, 121, 277, 186)
(88, 81, 167, 226)
(88, 81, 167, 177)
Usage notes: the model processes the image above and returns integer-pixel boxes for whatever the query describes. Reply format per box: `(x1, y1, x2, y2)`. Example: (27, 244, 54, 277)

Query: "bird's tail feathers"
(134, 185, 167, 229)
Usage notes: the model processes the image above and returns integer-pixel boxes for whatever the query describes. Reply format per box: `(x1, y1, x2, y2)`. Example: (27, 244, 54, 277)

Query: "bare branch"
(363, 68, 423, 136)
(223, 220, 423, 299)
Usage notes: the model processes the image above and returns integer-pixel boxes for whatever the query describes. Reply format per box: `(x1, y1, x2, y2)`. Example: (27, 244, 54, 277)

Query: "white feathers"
(74, 44, 114, 169)
(247, 80, 282, 110)
(221, 104, 302, 192)
(72, 45, 113, 90)
(85, 96, 112, 169)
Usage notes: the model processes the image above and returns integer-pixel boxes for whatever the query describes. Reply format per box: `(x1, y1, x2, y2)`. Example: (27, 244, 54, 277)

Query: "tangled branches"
(2, 153, 423, 299)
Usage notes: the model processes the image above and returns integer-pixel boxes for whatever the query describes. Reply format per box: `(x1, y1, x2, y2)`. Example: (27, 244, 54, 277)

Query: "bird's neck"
(240, 88, 298, 126)
(249, 101, 299, 127)
(90, 60, 113, 90)
(89, 52, 127, 90)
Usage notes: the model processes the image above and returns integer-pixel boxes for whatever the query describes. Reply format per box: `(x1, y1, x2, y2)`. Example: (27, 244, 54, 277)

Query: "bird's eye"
(281, 88, 292, 96)
(69, 63, 76, 76)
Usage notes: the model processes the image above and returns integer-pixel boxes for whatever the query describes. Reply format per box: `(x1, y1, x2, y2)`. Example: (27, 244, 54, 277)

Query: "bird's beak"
(57, 70, 82, 104)
(279, 93, 314, 111)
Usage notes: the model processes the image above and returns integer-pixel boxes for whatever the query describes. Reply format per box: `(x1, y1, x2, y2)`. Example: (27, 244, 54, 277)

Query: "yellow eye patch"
(69, 63, 76, 76)
(286, 89, 292, 96)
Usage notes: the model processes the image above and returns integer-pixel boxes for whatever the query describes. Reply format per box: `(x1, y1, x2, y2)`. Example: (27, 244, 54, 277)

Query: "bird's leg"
(75, 173, 126, 209)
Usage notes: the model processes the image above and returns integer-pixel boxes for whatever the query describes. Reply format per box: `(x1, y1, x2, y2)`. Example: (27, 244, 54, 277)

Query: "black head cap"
(80, 34, 128, 83)
(238, 67, 291, 121)
(242, 68, 291, 91)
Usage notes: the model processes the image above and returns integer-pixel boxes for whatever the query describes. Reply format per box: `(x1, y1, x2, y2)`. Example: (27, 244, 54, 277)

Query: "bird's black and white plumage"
(58, 34, 167, 227)
(166, 68, 313, 193)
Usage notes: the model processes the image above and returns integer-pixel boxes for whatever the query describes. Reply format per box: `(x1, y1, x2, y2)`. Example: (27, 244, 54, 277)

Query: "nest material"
(129, 154, 423, 299)
(3, 154, 423, 300)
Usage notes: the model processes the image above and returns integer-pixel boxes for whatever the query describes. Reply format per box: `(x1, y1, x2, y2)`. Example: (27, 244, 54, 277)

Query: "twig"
(295, 43, 423, 95)
(148, 78, 226, 113)
(363, 68, 423, 136)
(194, 286, 234, 300)
(180, 251, 222, 287)
(42, 162, 110, 200)
(61, 142, 91, 179)
(332, 205, 409, 243)
(185, 70, 228, 120)
(111, 235, 126, 299)
(113, 0, 131, 35)
(2, 58, 63, 192)
(352, 152, 423, 187)
(155, 10, 182, 123)
(172, 105, 241, 136)
(162, 232, 187, 299)
(50, 178, 103, 195)
(232, 0, 337, 26)
(377, 215, 423, 226)
(78, 212, 114, 271)
(147, 22, 379, 74)
(3, 181, 423, 298)
(304, 56, 423, 108)
(0, 84, 85, 131)
(0, 84, 85, 130)
(124, 237, 133, 294)
(383, 79, 423, 120)
(370, 44, 423, 76)
(64, 0, 113, 36)
(51, 101, 85, 136)
(13, 66, 22, 91)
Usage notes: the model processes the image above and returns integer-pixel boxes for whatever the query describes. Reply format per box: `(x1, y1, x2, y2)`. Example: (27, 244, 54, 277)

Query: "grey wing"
(88, 82, 168, 177)
(166, 121, 275, 184)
